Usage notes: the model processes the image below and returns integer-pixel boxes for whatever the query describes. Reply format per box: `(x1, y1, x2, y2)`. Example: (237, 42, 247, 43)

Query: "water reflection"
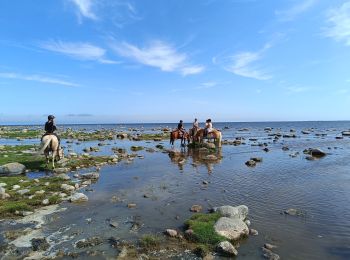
(167, 146, 222, 173)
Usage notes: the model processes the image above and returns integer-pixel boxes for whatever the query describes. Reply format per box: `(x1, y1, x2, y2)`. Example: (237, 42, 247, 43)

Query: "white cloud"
(285, 86, 309, 93)
(39, 40, 118, 64)
(195, 81, 218, 90)
(324, 1, 350, 46)
(275, 0, 317, 21)
(181, 66, 205, 76)
(110, 40, 204, 75)
(70, 0, 97, 21)
(223, 44, 272, 80)
(0, 72, 79, 87)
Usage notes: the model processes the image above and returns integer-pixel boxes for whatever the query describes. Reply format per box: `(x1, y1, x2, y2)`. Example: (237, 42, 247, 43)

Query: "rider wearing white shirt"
(205, 119, 213, 136)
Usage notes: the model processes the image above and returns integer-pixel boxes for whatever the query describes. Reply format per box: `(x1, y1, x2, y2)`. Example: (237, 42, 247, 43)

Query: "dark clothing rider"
(177, 120, 185, 136)
(42, 115, 60, 144)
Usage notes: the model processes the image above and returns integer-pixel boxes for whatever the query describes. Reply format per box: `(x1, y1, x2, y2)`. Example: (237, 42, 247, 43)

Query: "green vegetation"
(139, 234, 161, 250)
(0, 129, 42, 139)
(185, 212, 225, 245)
(137, 133, 169, 141)
(0, 176, 73, 217)
(0, 145, 46, 171)
(130, 146, 144, 151)
(66, 155, 118, 169)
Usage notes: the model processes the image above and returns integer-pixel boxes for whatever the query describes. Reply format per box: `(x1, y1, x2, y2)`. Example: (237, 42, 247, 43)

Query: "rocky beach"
(0, 121, 350, 259)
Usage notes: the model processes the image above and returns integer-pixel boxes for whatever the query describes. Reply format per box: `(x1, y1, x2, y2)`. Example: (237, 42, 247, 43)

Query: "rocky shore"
(1, 124, 350, 259)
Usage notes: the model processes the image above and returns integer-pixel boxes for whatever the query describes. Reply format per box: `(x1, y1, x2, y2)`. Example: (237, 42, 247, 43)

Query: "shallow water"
(1, 121, 350, 259)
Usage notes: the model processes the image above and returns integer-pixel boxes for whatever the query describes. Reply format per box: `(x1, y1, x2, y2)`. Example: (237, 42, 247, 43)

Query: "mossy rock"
(185, 212, 226, 245)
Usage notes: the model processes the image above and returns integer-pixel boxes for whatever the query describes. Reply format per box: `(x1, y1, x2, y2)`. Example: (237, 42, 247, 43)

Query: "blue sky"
(1, 0, 350, 124)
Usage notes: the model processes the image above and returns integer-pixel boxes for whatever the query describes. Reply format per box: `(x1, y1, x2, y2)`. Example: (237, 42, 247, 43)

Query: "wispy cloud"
(0, 72, 79, 87)
(275, 0, 317, 21)
(323, 1, 350, 46)
(70, 0, 97, 22)
(219, 44, 272, 80)
(197, 81, 218, 89)
(39, 40, 118, 64)
(110, 40, 204, 75)
(285, 86, 310, 93)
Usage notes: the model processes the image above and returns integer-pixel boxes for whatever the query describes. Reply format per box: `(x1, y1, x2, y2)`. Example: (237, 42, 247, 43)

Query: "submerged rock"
(31, 237, 50, 251)
(0, 162, 26, 175)
(216, 241, 238, 256)
(264, 243, 277, 250)
(245, 160, 256, 167)
(262, 247, 280, 260)
(190, 205, 203, 212)
(284, 208, 305, 217)
(75, 237, 103, 248)
(80, 172, 100, 180)
(70, 193, 88, 203)
(53, 168, 70, 174)
(250, 228, 259, 236)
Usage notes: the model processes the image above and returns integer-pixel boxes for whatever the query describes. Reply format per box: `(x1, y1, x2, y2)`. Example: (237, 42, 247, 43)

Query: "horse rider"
(177, 120, 186, 137)
(42, 115, 60, 145)
(204, 118, 213, 137)
(193, 118, 199, 131)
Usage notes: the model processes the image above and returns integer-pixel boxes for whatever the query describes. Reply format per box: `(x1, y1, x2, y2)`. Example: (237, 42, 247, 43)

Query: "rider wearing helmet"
(42, 115, 60, 144)
(177, 120, 185, 137)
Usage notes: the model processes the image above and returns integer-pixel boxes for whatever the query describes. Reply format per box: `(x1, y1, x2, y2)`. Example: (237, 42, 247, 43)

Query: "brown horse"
(194, 129, 222, 147)
(170, 130, 190, 146)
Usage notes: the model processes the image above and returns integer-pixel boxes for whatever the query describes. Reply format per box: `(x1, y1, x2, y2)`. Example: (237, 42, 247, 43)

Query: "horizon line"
(1, 119, 350, 126)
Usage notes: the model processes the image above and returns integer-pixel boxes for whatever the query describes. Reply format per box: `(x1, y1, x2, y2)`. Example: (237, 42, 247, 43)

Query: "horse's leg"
(52, 150, 56, 169)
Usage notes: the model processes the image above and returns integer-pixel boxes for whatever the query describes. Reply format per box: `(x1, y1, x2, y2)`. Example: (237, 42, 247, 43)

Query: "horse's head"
(57, 147, 64, 160)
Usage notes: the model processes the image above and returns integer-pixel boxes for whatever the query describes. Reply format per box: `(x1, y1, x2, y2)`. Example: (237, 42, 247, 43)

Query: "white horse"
(39, 135, 64, 168)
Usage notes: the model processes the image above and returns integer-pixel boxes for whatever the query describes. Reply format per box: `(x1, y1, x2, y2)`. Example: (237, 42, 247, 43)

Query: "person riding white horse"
(204, 118, 213, 137)
(39, 115, 63, 168)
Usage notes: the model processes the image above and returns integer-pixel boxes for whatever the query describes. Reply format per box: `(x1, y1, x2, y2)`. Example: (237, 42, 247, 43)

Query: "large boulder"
(213, 205, 248, 220)
(214, 217, 249, 241)
(0, 163, 26, 175)
(310, 149, 326, 158)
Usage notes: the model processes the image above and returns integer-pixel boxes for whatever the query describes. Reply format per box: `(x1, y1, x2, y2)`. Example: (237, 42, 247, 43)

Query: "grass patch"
(48, 195, 60, 204)
(0, 145, 46, 171)
(185, 212, 226, 245)
(139, 234, 161, 250)
(0, 130, 42, 139)
(0, 175, 73, 217)
(0, 201, 31, 213)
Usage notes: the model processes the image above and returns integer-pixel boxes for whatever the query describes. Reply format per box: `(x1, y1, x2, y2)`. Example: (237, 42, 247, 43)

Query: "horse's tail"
(38, 137, 51, 154)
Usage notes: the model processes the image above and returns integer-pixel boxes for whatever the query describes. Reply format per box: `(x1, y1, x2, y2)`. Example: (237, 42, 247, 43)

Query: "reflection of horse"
(194, 129, 222, 147)
(170, 130, 190, 146)
(168, 147, 222, 173)
(39, 135, 64, 168)
(189, 127, 199, 142)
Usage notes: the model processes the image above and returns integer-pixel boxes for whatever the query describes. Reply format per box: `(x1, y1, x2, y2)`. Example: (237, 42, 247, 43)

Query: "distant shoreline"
(1, 120, 350, 127)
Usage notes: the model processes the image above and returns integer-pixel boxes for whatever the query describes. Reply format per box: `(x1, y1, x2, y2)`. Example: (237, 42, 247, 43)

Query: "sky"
(1, 0, 350, 124)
